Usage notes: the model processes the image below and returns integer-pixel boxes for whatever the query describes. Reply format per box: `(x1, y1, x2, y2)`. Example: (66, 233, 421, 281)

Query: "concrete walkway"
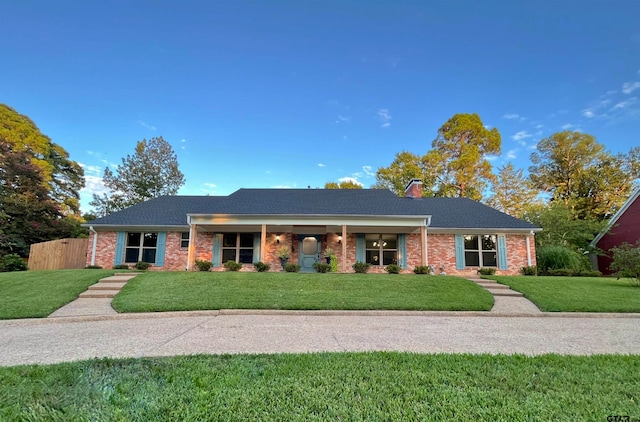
(1, 273, 636, 367)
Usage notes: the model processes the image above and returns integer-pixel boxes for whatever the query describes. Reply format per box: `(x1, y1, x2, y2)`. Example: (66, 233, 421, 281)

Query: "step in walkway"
(467, 277, 541, 314)
(48, 273, 140, 318)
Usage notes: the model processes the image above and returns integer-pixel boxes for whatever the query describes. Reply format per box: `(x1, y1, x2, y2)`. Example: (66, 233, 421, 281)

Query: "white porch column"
(187, 223, 197, 271)
(341, 224, 347, 272)
(261, 224, 267, 262)
(421, 226, 428, 266)
(526, 232, 533, 267)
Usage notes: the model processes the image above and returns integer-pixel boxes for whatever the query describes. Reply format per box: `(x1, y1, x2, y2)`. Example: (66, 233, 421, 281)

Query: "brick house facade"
(85, 180, 539, 275)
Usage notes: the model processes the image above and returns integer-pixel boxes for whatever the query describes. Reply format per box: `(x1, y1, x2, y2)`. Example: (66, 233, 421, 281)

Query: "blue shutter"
(155, 232, 166, 267)
(497, 235, 508, 270)
(356, 234, 365, 262)
(253, 233, 261, 263)
(398, 234, 407, 269)
(212, 233, 222, 266)
(454, 234, 465, 270)
(114, 231, 125, 266)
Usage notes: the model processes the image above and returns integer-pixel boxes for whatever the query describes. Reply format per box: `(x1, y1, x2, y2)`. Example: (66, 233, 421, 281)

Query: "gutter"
(89, 226, 98, 267)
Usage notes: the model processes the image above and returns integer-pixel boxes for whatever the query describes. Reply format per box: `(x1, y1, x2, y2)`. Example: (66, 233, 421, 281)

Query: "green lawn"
(0, 269, 116, 319)
(489, 276, 640, 312)
(0, 353, 637, 421)
(112, 272, 493, 312)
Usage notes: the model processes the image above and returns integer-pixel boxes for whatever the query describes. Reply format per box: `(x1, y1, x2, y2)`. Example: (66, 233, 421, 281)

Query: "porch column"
(187, 224, 197, 271)
(261, 224, 267, 262)
(526, 232, 533, 266)
(341, 224, 347, 272)
(421, 225, 428, 266)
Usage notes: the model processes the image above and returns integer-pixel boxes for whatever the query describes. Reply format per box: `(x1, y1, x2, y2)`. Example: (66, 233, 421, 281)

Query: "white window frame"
(463, 234, 497, 267)
(221, 233, 254, 264)
(180, 232, 190, 249)
(124, 232, 158, 263)
(365, 234, 398, 266)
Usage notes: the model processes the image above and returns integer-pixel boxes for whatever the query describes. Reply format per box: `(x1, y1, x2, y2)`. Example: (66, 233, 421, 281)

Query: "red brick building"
(590, 188, 640, 275)
(85, 179, 540, 275)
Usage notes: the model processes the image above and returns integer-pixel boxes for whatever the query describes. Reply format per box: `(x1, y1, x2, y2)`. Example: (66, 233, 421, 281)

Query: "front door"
(299, 235, 320, 272)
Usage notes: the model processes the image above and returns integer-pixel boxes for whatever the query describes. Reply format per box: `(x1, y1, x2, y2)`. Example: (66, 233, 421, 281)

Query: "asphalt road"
(1, 311, 639, 366)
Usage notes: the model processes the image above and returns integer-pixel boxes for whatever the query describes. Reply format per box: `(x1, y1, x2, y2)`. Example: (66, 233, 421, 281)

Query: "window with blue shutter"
(398, 234, 407, 269)
(253, 233, 261, 263)
(155, 232, 166, 266)
(114, 232, 125, 266)
(454, 234, 465, 270)
(212, 233, 222, 266)
(355, 234, 365, 262)
(497, 235, 508, 270)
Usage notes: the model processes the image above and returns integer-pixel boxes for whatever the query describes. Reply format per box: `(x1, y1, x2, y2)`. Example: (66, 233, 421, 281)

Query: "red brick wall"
(86, 229, 535, 274)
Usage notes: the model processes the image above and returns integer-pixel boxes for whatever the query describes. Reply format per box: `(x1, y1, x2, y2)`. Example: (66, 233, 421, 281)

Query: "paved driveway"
(1, 311, 639, 366)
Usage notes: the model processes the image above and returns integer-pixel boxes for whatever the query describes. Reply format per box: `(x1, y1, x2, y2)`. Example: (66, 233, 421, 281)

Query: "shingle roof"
(86, 189, 538, 230)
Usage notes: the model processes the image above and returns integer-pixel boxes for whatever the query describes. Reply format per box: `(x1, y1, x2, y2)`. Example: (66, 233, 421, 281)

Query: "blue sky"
(2, 1, 639, 212)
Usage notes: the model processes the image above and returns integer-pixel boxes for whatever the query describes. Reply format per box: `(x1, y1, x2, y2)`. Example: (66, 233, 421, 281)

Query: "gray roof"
(86, 188, 538, 230)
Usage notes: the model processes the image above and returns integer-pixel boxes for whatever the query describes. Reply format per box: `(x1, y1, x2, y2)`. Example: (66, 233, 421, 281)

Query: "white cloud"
(511, 131, 532, 145)
(486, 155, 499, 161)
(561, 123, 575, 130)
(80, 175, 108, 199)
(317, 163, 326, 167)
(378, 109, 391, 128)
(362, 165, 375, 177)
(201, 182, 217, 194)
(506, 149, 517, 159)
(338, 177, 363, 186)
(335, 115, 351, 123)
(582, 109, 596, 118)
(79, 163, 102, 176)
(502, 113, 520, 120)
(622, 81, 640, 94)
(612, 97, 637, 110)
(138, 120, 157, 131)
(270, 184, 297, 189)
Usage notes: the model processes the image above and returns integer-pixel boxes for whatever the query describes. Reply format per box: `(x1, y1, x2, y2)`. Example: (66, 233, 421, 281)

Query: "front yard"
(489, 276, 640, 312)
(112, 272, 493, 312)
(0, 269, 116, 319)
(1, 353, 637, 420)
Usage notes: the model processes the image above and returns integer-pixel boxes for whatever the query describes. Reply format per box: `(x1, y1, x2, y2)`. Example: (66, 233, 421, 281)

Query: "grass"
(0, 269, 116, 319)
(489, 276, 640, 312)
(112, 272, 493, 312)
(0, 352, 638, 420)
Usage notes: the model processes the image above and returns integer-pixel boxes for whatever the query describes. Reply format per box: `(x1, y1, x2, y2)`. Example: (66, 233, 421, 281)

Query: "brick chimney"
(404, 178, 423, 198)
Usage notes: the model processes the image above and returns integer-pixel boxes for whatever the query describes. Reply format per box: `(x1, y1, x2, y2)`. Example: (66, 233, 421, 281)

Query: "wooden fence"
(28, 238, 89, 271)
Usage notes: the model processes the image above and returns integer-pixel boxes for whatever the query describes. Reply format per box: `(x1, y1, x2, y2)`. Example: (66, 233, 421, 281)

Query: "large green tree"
(90, 137, 185, 216)
(529, 131, 640, 221)
(0, 104, 84, 215)
(0, 141, 74, 256)
(324, 180, 363, 189)
(486, 163, 540, 218)
(375, 113, 501, 199)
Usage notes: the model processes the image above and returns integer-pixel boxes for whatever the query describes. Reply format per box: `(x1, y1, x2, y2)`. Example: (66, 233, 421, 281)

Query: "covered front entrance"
(298, 235, 321, 272)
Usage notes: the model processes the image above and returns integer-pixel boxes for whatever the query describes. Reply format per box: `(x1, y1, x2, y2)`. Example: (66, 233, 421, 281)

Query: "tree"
(609, 241, 640, 287)
(90, 137, 185, 216)
(486, 163, 540, 218)
(325, 180, 363, 189)
(529, 131, 640, 221)
(0, 140, 74, 256)
(374, 114, 501, 200)
(422, 113, 501, 200)
(0, 104, 84, 215)
(374, 151, 430, 195)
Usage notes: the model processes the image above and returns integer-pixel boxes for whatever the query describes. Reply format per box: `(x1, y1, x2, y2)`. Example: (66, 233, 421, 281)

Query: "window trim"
(463, 234, 497, 268)
(180, 232, 190, 249)
(124, 232, 158, 264)
(221, 233, 254, 264)
(364, 234, 398, 266)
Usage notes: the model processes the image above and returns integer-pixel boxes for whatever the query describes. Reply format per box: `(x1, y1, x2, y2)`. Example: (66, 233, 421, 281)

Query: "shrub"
(85, 265, 103, 269)
(352, 261, 371, 274)
(0, 254, 27, 272)
(386, 264, 401, 274)
(520, 266, 538, 276)
(413, 265, 432, 275)
(195, 260, 213, 272)
(254, 261, 270, 272)
(609, 241, 640, 287)
(547, 268, 575, 277)
(224, 261, 242, 271)
(284, 263, 300, 273)
(134, 261, 151, 271)
(113, 264, 130, 270)
(478, 267, 496, 276)
(329, 255, 339, 273)
(313, 262, 331, 273)
(575, 269, 602, 277)
(537, 245, 583, 274)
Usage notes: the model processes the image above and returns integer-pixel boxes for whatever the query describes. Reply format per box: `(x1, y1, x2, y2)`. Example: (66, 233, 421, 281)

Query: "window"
(221, 233, 254, 264)
(365, 234, 397, 266)
(125, 232, 157, 263)
(180, 232, 189, 249)
(464, 235, 497, 267)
